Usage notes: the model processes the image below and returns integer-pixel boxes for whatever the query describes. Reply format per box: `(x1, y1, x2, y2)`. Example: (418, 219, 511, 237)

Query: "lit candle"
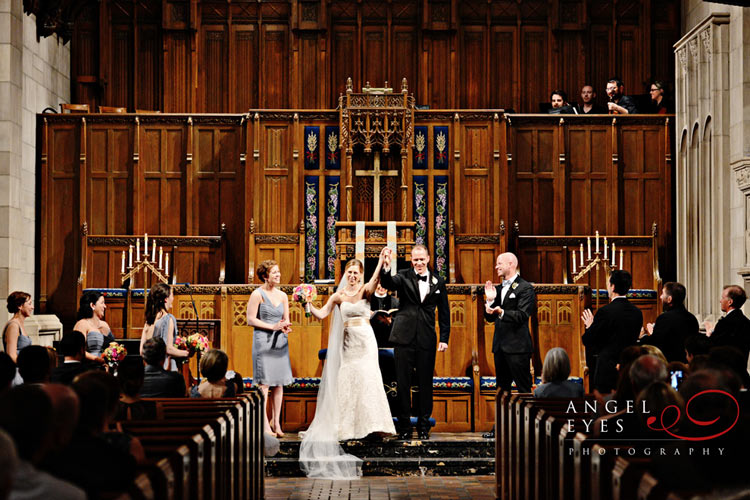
(595, 231, 599, 253)
(587, 237, 592, 259)
(572, 250, 577, 274)
(165, 254, 169, 276)
(136, 239, 140, 261)
(611, 243, 616, 266)
(152, 241, 156, 262)
(144, 233, 148, 253)
(579, 243, 584, 266)
(121, 251, 125, 273)
(128, 245, 133, 267)
(619, 249, 623, 270)
(604, 237, 608, 259)
(159, 247, 163, 269)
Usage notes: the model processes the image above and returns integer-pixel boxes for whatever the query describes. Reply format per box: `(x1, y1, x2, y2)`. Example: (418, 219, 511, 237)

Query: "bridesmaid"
(74, 290, 113, 363)
(140, 283, 188, 371)
(3, 291, 34, 362)
(247, 260, 292, 437)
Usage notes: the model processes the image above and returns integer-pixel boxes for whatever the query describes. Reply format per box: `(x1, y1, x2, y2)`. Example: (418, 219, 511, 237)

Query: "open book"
(371, 308, 399, 324)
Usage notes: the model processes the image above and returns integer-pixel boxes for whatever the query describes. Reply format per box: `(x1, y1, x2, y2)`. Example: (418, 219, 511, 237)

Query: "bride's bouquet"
(292, 284, 317, 317)
(102, 342, 127, 369)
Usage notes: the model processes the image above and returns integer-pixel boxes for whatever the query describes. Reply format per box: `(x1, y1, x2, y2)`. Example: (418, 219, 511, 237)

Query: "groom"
(380, 245, 450, 440)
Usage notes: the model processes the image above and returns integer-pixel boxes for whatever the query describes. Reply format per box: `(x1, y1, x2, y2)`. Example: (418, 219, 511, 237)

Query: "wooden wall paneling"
(140, 122, 187, 235)
(199, 22, 228, 112)
(425, 33, 451, 109)
(555, 32, 585, 107)
(232, 25, 258, 111)
(39, 120, 81, 325)
(136, 11, 162, 112)
(260, 24, 290, 108)
(511, 123, 555, 234)
(391, 26, 418, 101)
(520, 26, 547, 114)
(362, 25, 387, 87)
(330, 24, 357, 107)
(490, 27, 517, 111)
(73, 5, 101, 109)
(458, 122, 492, 233)
(163, 31, 192, 112)
(616, 25, 642, 94)
(456, 245, 497, 283)
(86, 122, 133, 235)
(607, 118, 619, 236)
(554, 118, 566, 234)
(589, 26, 612, 108)
(191, 120, 245, 280)
(296, 32, 321, 109)
(459, 25, 487, 109)
(107, 0, 133, 109)
(567, 123, 609, 235)
(259, 120, 294, 232)
(434, 294, 474, 378)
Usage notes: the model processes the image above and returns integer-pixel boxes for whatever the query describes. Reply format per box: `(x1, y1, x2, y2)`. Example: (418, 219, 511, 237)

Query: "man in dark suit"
(705, 285, 750, 364)
(380, 244, 450, 440)
(639, 282, 699, 362)
(582, 270, 643, 396)
(140, 337, 185, 398)
(606, 78, 638, 114)
(484, 252, 536, 394)
(369, 284, 400, 348)
(51, 331, 96, 385)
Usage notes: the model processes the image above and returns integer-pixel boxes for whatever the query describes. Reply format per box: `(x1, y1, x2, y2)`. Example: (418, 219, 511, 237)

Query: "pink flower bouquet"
(175, 334, 209, 357)
(292, 284, 317, 317)
(102, 342, 127, 368)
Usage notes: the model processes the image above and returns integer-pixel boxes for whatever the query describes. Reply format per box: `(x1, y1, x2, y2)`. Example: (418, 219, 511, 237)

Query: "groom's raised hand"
(484, 280, 497, 303)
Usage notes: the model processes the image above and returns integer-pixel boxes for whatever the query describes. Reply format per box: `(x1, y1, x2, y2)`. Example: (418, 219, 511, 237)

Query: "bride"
(299, 248, 396, 478)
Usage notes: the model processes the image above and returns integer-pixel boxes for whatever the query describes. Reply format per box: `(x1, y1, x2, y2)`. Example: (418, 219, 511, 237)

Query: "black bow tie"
(416, 274, 428, 282)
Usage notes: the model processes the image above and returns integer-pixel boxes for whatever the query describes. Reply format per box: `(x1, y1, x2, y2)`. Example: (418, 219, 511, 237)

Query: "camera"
(670, 370, 684, 389)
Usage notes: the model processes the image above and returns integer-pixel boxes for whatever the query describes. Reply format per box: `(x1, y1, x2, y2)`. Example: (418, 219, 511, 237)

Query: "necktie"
(502, 279, 512, 287)
(417, 274, 427, 282)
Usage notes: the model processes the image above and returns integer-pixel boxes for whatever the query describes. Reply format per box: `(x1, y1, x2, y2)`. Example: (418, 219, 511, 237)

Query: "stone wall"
(0, 0, 69, 308)
(676, 1, 750, 318)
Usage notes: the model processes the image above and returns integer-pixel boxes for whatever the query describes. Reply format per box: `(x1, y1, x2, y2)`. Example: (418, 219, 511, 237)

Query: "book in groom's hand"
(371, 308, 399, 326)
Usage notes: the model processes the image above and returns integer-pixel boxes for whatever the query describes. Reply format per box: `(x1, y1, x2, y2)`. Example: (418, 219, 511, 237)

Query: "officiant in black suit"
(369, 284, 400, 348)
(380, 244, 450, 440)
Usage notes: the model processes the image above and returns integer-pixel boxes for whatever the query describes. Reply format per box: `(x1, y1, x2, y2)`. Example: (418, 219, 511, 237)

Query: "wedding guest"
(17, 345, 52, 384)
(534, 347, 583, 398)
(73, 291, 112, 363)
(578, 84, 607, 114)
(3, 291, 33, 363)
(247, 260, 292, 437)
(647, 80, 673, 114)
(115, 356, 157, 420)
(0, 353, 14, 393)
(191, 349, 235, 398)
(606, 78, 638, 114)
(684, 334, 711, 363)
(140, 283, 188, 371)
(547, 90, 577, 114)
(639, 282, 699, 363)
(0, 385, 86, 500)
(51, 331, 96, 385)
(704, 285, 750, 365)
(140, 337, 185, 398)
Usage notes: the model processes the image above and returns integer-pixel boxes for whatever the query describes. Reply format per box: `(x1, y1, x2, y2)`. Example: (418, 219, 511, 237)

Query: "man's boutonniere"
(431, 277, 438, 285)
(512, 282, 519, 290)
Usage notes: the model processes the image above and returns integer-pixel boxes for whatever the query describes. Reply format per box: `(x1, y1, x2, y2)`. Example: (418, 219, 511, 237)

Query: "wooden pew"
(142, 444, 191, 500)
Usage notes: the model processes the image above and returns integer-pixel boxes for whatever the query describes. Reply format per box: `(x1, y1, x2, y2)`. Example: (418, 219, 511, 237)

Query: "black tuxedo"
(50, 360, 97, 385)
(380, 267, 450, 433)
(639, 304, 699, 363)
(710, 309, 750, 363)
(582, 297, 643, 393)
(369, 293, 400, 348)
(484, 275, 536, 393)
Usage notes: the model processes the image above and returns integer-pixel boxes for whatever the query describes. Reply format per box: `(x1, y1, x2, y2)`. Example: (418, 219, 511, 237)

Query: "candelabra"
(120, 233, 170, 290)
(571, 232, 624, 310)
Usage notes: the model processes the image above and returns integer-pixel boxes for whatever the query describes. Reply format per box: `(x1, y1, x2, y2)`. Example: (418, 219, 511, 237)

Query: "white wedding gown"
(336, 300, 396, 440)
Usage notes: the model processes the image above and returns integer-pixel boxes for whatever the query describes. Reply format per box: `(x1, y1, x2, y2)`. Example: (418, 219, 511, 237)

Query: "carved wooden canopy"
(23, 0, 91, 42)
(338, 77, 415, 156)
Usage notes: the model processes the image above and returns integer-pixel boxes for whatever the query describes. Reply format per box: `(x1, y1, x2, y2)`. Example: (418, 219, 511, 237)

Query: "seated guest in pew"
(0, 353, 16, 393)
(684, 333, 711, 363)
(639, 282, 699, 363)
(704, 285, 750, 365)
(227, 370, 245, 394)
(0, 428, 17, 500)
(547, 90, 578, 114)
(47, 372, 140, 498)
(0, 385, 86, 500)
(582, 270, 643, 398)
(140, 337, 186, 398)
(534, 347, 583, 398)
(140, 283, 188, 371)
(577, 84, 607, 114)
(115, 356, 157, 420)
(640, 344, 667, 365)
(191, 349, 235, 398)
(73, 290, 113, 364)
(52, 331, 97, 385)
(17, 345, 53, 384)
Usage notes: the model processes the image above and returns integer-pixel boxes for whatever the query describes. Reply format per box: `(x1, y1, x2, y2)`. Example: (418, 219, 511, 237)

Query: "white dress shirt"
(416, 271, 430, 302)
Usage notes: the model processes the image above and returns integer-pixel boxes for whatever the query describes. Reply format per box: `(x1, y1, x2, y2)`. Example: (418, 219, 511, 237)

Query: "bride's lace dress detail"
(336, 300, 396, 440)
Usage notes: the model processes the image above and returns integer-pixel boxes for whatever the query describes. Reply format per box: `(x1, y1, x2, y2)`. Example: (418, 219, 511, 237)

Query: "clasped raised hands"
(380, 247, 392, 267)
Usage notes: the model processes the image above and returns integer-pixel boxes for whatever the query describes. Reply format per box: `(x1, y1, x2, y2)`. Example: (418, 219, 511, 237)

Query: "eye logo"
(646, 390, 740, 441)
